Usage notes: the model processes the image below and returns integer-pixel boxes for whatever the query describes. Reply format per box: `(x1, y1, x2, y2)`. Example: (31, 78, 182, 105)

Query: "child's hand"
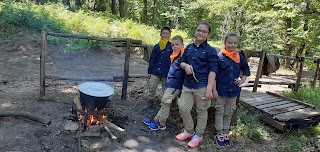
(212, 89, 218, 99)
(185, 64, 193, 75)
(234, 78, 245, 85)
(235, 76, 249, 87)
(202, 88, 213, 101)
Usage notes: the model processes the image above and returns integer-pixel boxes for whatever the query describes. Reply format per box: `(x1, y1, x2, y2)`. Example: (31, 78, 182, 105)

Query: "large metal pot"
(78, 82, 114, 110)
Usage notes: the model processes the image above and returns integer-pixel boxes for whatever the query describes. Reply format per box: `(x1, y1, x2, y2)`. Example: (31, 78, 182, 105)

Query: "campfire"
(66, 82, 126, 149)
(72, 96, 124, 134)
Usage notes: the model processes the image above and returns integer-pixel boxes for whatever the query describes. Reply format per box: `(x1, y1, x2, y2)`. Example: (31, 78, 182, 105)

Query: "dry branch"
(0, 111, 51, 125)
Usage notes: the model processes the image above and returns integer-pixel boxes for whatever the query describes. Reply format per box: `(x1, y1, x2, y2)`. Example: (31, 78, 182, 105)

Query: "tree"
(119, 0, 125, 18)
(75, 0, 81, 7)
(143, 0, 147, 24)
(111, 0, 116, 14)
(95, 0, 106, 11)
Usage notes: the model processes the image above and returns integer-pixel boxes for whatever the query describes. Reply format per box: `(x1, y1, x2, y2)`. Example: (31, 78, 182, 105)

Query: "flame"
(81, 113, 108, 126)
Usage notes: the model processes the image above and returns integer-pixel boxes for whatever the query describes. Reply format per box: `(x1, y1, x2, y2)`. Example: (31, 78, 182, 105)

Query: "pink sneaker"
(176, 130, 194, 141)
(187, 134, 203, 148)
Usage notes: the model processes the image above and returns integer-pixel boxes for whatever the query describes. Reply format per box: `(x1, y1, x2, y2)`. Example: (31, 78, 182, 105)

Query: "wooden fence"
(243, 50, 320, 92)
(40, 31, 147, 100)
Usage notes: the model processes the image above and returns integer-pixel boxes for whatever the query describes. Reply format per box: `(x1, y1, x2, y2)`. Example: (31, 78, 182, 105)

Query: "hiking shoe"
(176, 130, 194, 141)
(224, 133, 231, 146)
(215, 135, 225, 147)
(148, 122, 166, 131)
(143, 118, 154, 125)
(187, 134, 203, 148)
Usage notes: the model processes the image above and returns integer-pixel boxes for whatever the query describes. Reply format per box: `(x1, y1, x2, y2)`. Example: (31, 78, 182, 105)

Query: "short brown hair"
(172, 35, 183, 43)
(224, 32, 238, 43)
(196, 22, 211, 33)
(161, 26, 171, 33)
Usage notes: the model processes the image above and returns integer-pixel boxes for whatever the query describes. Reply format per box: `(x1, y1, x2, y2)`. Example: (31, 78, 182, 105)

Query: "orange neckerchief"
(170, 48, 184, 63)
(221, 48, 240, 63)
(159, 37, 171, 50)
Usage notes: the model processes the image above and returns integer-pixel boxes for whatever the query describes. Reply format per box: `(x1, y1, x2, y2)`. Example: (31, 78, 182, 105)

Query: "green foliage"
(282, 87, 320, 108)
(0, 1, 191, 46)
(234, 109, 271, 143)
(275, 86, 320, 152)
(3, 0, 319, 58)
(275, 124, 320, 152)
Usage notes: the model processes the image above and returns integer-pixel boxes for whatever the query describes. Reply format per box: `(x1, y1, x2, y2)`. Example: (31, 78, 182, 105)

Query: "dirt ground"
(0, 31, 317, 152)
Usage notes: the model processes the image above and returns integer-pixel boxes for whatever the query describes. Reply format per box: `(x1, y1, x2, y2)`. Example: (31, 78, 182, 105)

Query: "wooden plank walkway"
(239, 91, 320, 131)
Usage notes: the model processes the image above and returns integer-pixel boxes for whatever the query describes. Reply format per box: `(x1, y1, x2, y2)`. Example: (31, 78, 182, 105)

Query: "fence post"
(294, 57, 305, 92)
(40, 31, 47, 97)
(121, 38, 131, 100)
(253, 50, 266, 92)
(312, 59, 320, 87)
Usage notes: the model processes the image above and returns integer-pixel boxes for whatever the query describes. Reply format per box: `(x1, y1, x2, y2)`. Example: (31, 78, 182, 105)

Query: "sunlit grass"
(0, 1, 192, 46)
(282, 87, 320, 108)
(233, 109, 271, 143)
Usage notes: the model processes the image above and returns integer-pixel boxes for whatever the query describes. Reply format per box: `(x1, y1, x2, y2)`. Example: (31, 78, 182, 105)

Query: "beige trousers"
(214, 96, 237, 133)
(148, 75, 167, 100)
(178, 86, 212, 136)
(154, 88, 181, 122)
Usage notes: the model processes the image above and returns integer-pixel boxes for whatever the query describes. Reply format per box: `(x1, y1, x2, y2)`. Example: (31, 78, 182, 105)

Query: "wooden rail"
(40, 31, 144, 100)
(246, 50, 320, 92)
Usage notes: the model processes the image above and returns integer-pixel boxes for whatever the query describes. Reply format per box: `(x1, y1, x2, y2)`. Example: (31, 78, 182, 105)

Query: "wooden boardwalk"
(239, 91, 320, 131)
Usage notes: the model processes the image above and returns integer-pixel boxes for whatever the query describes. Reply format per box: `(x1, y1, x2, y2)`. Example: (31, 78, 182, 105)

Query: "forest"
(2, 0, 320, 66)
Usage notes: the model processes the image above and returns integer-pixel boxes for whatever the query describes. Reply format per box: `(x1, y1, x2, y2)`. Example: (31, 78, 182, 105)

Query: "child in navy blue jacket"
(176, 22, 218, 148)
(143, 35, 185, 130)
(144, 26, 173, 110)
(214, 32, 250, 147)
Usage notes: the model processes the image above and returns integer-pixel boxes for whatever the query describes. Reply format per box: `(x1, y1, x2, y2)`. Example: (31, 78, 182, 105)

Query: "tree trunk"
(291, 3, 309, 69)
(151, 0, 156, 25)
(95, 0, 106, 11)
(284, 17, 294, 68)
(119, 0, 125, 18)
(75, 0, 81, 7)
(62, 0, 70, 7)
(143, 0, 148, 24)
(111, 0, 116, 14)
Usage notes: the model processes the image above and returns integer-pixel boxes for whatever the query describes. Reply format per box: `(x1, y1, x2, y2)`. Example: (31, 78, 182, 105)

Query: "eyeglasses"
(161, 32, 171, 35)
(196, 29, 209, 34)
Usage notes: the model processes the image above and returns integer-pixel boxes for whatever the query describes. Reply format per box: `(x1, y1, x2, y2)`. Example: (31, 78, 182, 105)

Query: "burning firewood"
(101, 123, 117, 140)
(98, 117, 126, 132)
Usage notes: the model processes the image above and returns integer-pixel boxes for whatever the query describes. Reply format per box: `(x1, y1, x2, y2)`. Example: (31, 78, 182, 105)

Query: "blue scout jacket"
(148, 42, 173, 78)
(181, 40, 218, 89)
(166, 53, 185, 90)
(216, 53, 250, 98)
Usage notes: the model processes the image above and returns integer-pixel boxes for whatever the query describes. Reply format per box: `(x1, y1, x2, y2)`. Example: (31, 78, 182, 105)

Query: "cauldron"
(78, 82, 114, 110)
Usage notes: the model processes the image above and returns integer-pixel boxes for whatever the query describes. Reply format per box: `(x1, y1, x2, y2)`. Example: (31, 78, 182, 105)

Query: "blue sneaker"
(224, 133, 231, 146)
(215, 135, 225, 147)
(148, 122, 166, 131)
(143, 118, 154, 125)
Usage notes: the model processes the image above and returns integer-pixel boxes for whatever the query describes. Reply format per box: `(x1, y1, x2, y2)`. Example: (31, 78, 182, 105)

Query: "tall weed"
(282, 87, 320, 108)
(234, 109, 271, 143)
